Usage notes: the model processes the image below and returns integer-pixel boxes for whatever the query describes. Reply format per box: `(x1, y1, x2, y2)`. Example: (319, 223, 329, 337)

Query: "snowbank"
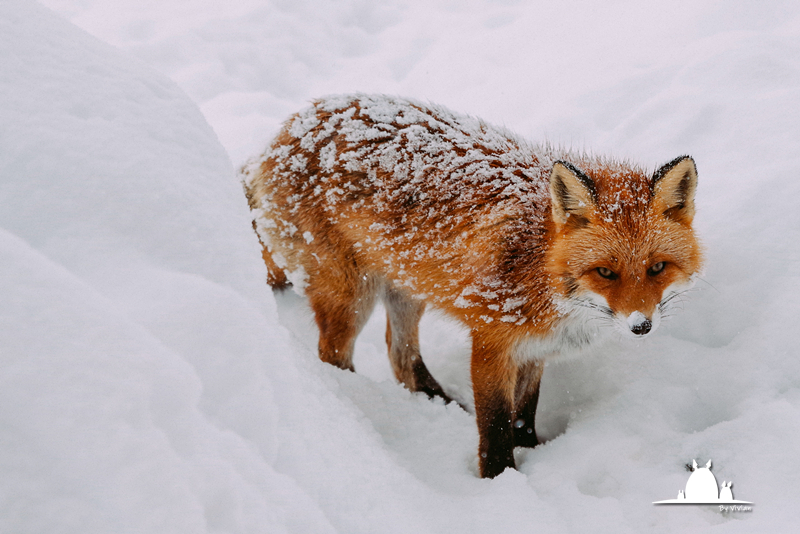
(3, 0, 800, 532)
(0, 2, 327, 532)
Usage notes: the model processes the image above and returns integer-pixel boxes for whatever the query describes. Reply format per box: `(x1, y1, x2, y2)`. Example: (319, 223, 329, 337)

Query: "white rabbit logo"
(684, 459, 718, 501)
(719, 481, 733, 502)
(653, 459, 752, 505)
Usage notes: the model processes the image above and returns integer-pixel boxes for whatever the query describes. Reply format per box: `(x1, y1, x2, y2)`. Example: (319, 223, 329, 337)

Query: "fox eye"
(596, 267, 617, 280)
(648, 262, 666, 276)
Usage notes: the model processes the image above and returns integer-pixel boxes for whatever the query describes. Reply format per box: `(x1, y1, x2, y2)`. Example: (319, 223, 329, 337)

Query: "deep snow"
(3, 0, 800, 532)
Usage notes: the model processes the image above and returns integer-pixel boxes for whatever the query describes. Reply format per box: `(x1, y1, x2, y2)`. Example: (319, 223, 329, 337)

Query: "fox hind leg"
(252, 220, 289, 290)
(259, 245, 290, 290)
(384, 285, 452, 402)
(308, 270, 378, 372)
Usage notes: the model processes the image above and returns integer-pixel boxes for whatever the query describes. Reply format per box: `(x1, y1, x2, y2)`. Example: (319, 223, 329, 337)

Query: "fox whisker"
(571, 298, 613, 317)
(695, 276, 719, 293)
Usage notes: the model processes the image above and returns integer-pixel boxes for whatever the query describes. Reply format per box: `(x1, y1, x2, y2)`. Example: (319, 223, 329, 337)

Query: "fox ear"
(549, 161, 597, 227)
(652, 156, 697, 223)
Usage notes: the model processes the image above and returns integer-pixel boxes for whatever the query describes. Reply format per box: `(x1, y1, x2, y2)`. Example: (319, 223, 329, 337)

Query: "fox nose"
(631, 320, 652, 336)
(626, 311, 652, 336)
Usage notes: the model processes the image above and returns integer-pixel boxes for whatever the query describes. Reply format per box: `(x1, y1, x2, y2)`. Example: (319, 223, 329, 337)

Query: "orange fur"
(241, 95, 703, 478)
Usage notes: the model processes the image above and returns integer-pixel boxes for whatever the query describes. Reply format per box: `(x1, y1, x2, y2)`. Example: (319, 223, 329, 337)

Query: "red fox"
(241, 94, 703, 478)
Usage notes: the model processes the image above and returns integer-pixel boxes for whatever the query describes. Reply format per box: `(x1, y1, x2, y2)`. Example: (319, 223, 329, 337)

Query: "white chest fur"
(512, 301, 610, 363)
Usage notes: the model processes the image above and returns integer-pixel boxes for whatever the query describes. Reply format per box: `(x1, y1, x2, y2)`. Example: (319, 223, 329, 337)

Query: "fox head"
(546, 156, 703, 339)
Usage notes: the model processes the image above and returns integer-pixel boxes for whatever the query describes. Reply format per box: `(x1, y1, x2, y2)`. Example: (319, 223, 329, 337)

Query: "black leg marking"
(412, 359, 454, 403)
(478, 396, 516, 478)
(513, 388, 540, 448)
(513, 361, 543, 448)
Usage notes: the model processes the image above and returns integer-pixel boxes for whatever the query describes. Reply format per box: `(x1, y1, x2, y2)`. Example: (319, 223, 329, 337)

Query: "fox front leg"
(471, 334, 517, 478)
(513, 359, 543, 448)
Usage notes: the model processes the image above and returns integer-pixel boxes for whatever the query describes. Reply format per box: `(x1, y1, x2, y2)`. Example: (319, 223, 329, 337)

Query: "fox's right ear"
(549, 161, 597, 228)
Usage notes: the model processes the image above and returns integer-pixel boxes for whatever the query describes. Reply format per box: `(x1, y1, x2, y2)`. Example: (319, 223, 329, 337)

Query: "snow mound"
(0, 2, 326, 532)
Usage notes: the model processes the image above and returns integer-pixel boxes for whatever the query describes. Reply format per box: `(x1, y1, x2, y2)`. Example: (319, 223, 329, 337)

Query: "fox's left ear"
(549, 161, 597, 228)
(651, 156, 698, 224)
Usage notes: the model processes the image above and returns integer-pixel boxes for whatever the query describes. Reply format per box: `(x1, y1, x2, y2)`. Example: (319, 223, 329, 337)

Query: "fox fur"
(241, 94, 703, 478)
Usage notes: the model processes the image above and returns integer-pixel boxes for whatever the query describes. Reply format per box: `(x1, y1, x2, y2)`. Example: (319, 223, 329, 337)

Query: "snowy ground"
(2, 0, 800, 532)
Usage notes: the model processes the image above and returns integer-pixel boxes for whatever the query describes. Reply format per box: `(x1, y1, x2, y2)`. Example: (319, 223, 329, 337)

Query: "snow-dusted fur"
(242, 94, 703, 478)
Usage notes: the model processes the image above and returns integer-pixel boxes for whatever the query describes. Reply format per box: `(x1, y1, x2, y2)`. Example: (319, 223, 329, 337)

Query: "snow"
(3, 0, 800, 532)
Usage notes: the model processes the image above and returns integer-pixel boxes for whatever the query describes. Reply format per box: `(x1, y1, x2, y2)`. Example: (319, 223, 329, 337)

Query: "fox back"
(242, 94, 703, 478)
